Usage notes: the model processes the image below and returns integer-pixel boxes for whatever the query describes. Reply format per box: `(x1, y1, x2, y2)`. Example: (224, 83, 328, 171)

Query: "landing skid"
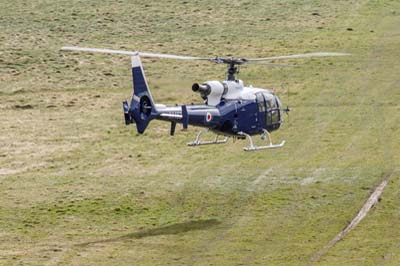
(238, 129, 285, 151)
(187, 129, 229, 146)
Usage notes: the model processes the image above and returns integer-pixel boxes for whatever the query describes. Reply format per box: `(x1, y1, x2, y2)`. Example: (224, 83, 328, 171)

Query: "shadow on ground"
(77, 219, 221, 247)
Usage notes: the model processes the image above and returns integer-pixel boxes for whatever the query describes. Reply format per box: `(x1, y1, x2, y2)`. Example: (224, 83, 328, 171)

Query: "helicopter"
(61, 46, 350, 151)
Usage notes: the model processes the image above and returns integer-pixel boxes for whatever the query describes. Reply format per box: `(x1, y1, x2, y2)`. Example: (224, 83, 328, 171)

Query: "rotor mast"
(227, 62, 238, 81)
(214, 58, 245, 81)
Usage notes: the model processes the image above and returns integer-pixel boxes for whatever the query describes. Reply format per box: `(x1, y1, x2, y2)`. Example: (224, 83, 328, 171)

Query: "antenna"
(281, 69, 290, 127)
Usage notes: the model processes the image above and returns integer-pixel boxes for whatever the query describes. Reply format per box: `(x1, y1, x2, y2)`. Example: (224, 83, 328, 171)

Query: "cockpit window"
(256, 92, 281, 129)
(264, 93, 280, 126)
(264, 93, 276, 110)
(256, 93, 265, 112)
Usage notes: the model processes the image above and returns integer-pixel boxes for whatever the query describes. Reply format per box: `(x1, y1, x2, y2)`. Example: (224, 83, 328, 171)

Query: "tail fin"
(128, 55, 157, 134)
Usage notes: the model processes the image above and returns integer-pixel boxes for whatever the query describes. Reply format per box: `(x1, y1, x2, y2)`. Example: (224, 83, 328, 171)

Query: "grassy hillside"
(1, 0, 399, 265)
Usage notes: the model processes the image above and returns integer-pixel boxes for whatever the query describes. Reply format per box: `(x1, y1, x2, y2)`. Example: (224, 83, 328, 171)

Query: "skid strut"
(238, 129, 285, 151)
(187, 129, 229, 146)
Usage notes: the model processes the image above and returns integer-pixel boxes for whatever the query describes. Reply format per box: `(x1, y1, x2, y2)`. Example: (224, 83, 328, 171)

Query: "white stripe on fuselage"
(160, 113, 183, 119)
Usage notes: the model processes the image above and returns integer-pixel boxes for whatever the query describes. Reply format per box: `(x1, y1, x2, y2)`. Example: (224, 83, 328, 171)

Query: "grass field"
(1, 0, 400, 265)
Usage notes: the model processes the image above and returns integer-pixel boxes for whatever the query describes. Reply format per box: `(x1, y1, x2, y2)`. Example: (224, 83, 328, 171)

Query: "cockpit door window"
(264, 93, 281, 128)
(256, 93, 265, 112)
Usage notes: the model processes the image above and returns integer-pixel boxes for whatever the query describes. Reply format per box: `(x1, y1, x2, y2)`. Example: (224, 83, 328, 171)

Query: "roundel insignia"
(206, 112, 212, 122)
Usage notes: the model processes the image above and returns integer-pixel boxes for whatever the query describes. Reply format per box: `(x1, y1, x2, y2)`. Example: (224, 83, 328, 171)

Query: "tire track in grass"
(310, 171, 396, 264)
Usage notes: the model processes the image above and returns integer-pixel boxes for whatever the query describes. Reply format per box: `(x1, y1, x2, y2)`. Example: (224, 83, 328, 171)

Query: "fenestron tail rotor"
(61, 46, 350, 80)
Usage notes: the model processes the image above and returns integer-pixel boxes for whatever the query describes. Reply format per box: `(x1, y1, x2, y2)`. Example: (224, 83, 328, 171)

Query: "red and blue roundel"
(206, 112, 212, 122)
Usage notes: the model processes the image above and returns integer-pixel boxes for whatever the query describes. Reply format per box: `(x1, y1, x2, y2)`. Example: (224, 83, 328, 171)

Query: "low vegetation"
(1, 0, 399, 265)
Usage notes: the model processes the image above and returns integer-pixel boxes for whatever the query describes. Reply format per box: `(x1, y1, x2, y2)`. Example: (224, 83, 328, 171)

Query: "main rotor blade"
(245, 61, 295, 67)
(61, 47, 350, 65)
(248, 52, 351, 61)
(61, 46, 212, 61)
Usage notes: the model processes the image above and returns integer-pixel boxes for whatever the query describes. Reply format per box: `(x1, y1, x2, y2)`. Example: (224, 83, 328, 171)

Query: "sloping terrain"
(1, 1, 399, 265)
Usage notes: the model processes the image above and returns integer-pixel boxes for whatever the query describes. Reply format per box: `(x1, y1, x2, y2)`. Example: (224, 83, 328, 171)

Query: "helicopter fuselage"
(121, 55, 284, 142)
(154, 85, 283, 136)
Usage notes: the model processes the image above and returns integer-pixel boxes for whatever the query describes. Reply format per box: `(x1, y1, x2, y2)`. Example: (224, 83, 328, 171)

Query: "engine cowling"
(192, 81, 227, 106)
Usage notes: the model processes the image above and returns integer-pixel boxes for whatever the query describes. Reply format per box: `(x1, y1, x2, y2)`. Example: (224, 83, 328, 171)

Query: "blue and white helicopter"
(61, 46, 349, 151)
